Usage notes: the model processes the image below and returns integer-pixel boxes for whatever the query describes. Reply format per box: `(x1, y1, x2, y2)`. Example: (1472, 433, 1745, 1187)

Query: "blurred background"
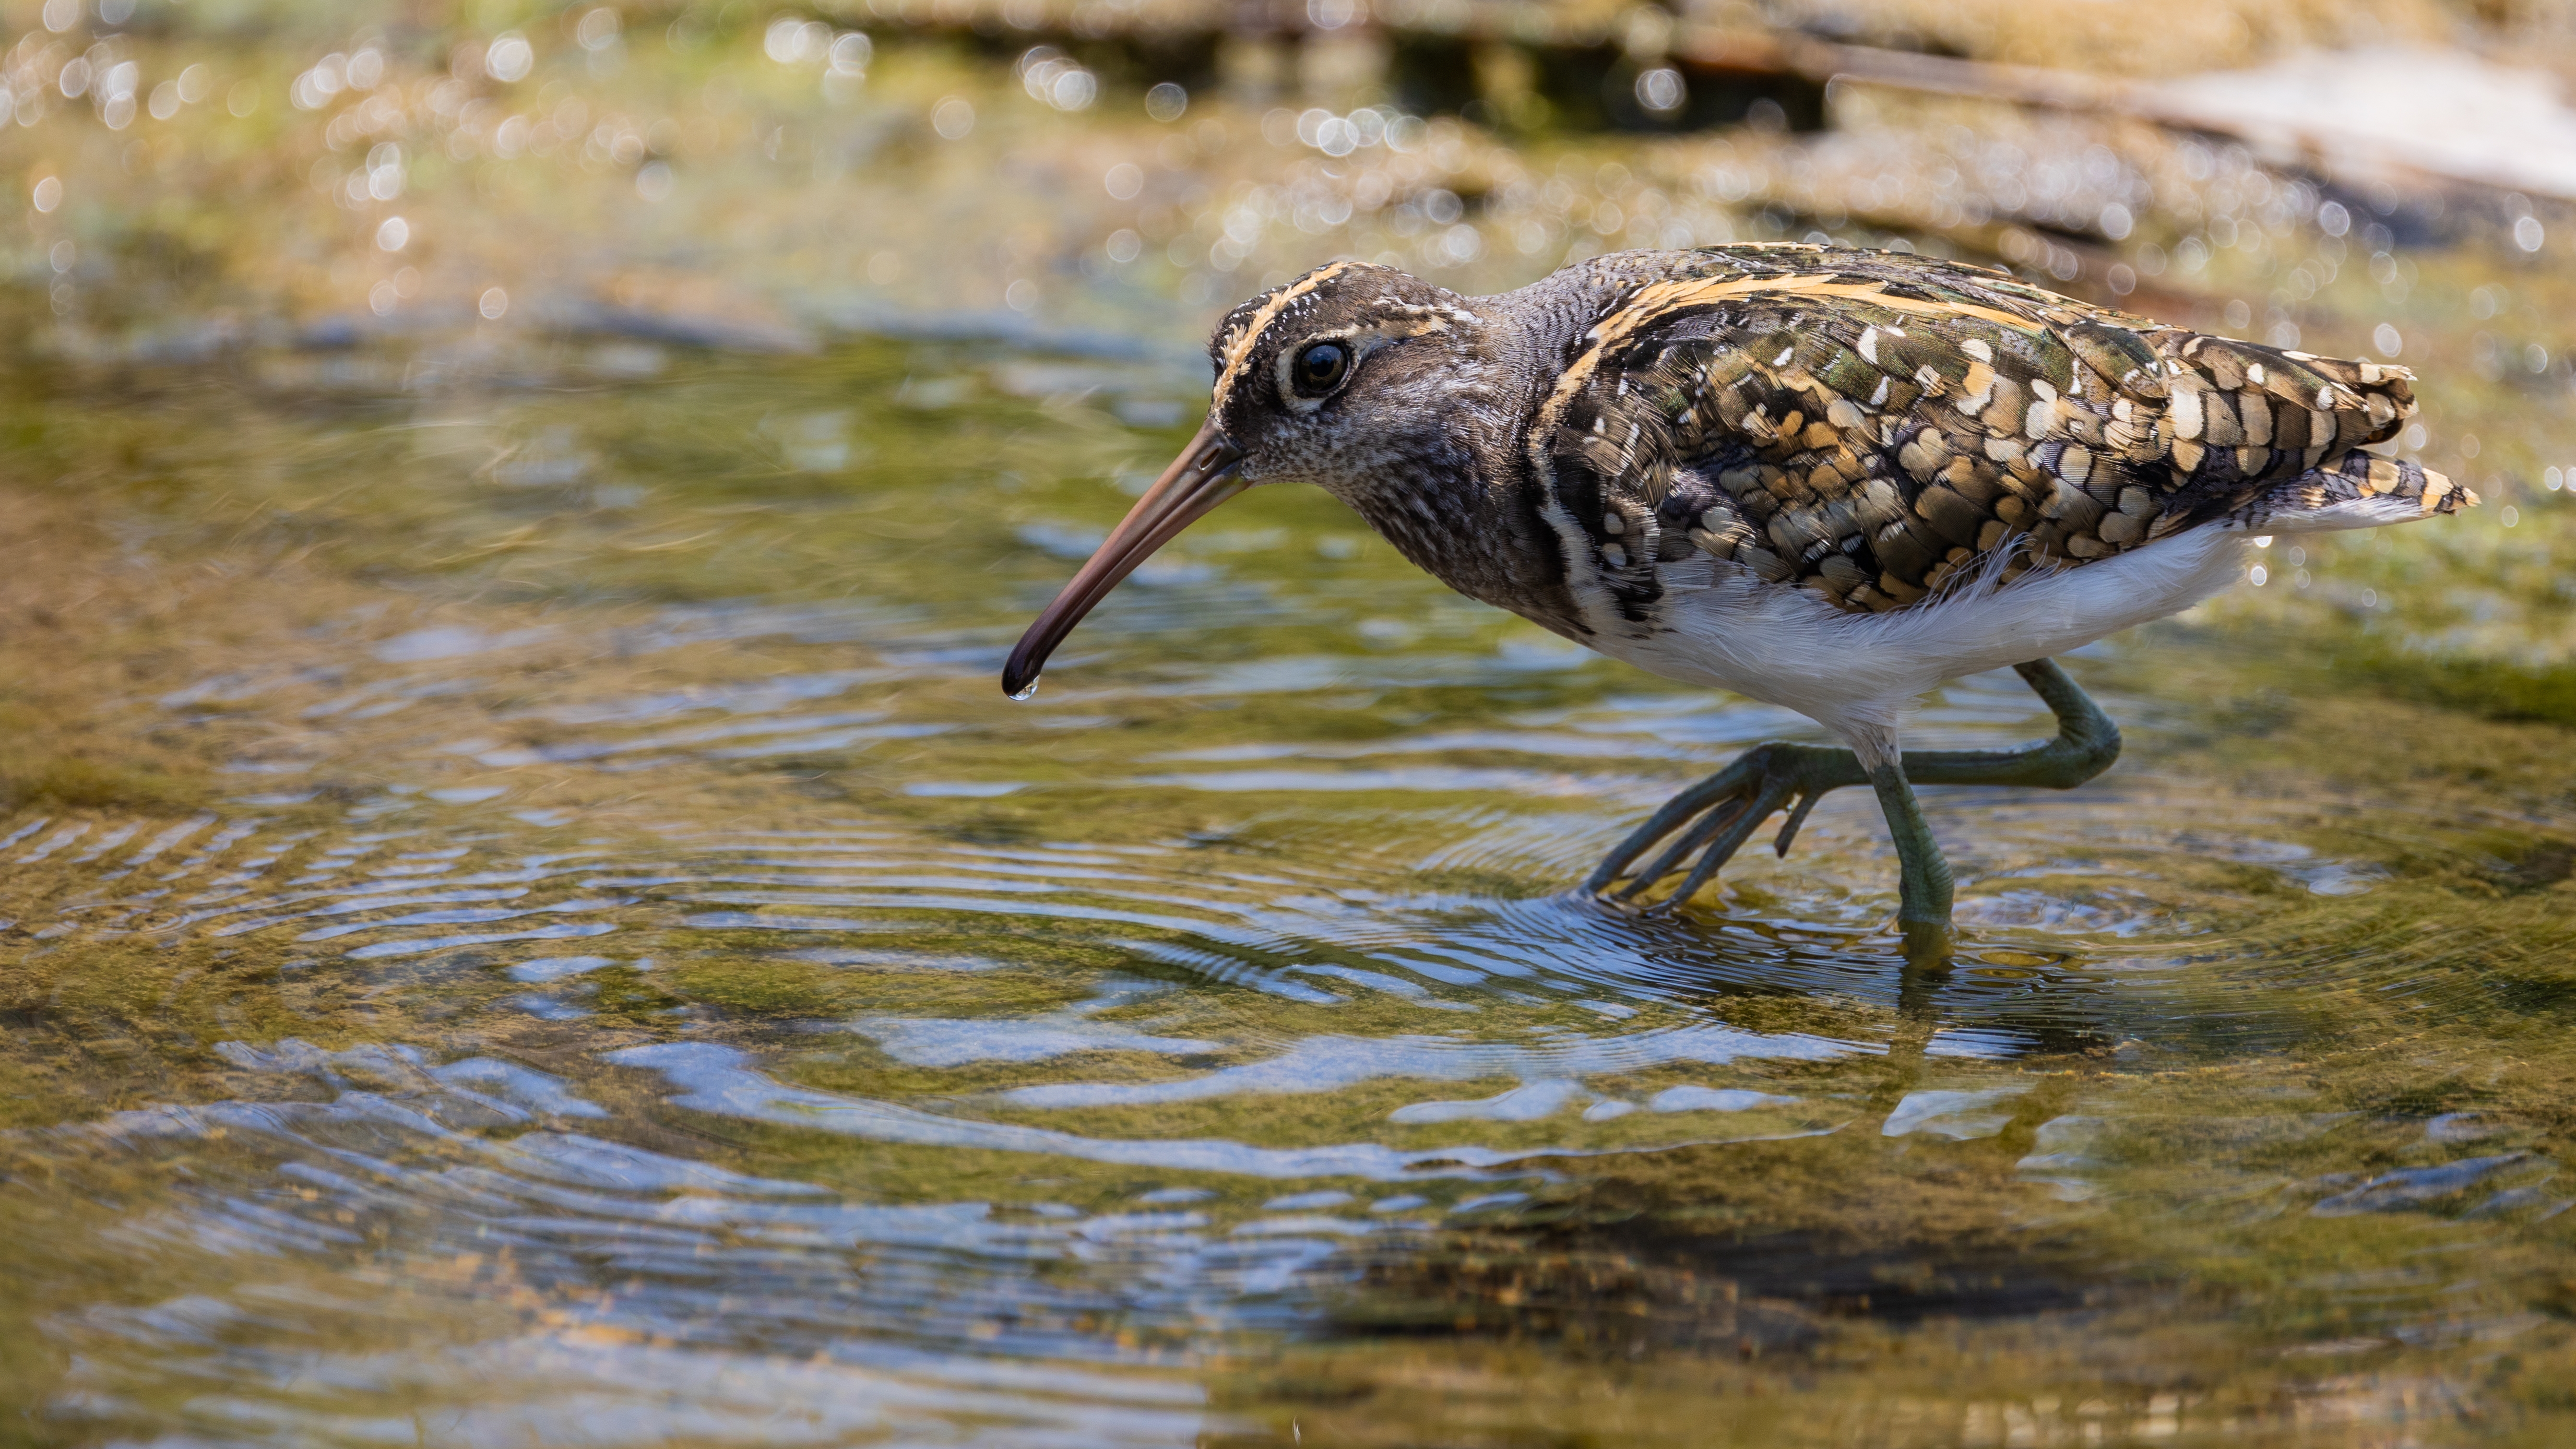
(9, 0, 2576, 674)
(5, 3, 2576, 1445)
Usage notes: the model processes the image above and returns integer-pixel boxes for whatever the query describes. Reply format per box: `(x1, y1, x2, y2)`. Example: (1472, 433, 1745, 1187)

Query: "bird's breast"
(1341, 466, 1593, 636)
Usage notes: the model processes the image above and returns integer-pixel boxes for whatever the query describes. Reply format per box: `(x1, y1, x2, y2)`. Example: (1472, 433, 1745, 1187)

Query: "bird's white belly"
(1584, 528, 2249, 744)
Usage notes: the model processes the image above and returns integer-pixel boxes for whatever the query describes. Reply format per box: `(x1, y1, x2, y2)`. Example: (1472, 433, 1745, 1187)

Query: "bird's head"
(1001, 262, 1486, 697)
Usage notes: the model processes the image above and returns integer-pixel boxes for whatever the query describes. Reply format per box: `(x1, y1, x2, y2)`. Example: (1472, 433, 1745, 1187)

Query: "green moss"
(0, 756, 209, 813)
(2330, 641, 2576, 728)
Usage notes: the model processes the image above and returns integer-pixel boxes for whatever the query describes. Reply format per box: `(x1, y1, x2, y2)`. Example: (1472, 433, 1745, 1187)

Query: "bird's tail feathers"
(2236, 452, 2474, 534)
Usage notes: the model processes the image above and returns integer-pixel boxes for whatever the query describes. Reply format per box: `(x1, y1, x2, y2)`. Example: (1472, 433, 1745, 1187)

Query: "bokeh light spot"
(485, 33, 535, 85)
(1635, 68, 1684, 115)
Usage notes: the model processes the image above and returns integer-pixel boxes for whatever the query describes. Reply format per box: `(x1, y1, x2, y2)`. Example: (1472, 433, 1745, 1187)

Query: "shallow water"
(5, 7, 2576, 1447)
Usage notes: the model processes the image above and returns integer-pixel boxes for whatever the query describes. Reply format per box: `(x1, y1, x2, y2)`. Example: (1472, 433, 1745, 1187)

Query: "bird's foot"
(1896, 913, 1958, 966)
(1584, 742, 1863, 916)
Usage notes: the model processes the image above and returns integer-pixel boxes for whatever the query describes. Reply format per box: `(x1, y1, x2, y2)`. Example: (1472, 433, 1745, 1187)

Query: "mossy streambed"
(3, 4, 2575, 1444)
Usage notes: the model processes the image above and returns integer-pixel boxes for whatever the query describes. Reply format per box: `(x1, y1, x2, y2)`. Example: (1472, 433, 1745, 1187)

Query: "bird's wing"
(1536, 246, 2467, 614)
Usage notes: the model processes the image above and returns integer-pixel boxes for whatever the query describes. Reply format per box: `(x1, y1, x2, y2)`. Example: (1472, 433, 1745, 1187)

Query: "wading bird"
(1003, 246, 2470, 963)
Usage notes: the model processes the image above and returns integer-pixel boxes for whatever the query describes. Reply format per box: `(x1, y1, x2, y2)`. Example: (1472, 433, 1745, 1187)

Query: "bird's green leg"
(1901, 658, 2122, 791)
(1588, 660, 2122, 954)
(1870, 758, 1955, 964)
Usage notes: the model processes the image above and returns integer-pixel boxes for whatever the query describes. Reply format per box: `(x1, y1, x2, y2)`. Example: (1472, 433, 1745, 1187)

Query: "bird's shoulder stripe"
(1528, 264, 2069, 474)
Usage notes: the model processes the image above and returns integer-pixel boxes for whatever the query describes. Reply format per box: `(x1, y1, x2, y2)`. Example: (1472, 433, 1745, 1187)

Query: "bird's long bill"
(1001, 420, 1246, 698)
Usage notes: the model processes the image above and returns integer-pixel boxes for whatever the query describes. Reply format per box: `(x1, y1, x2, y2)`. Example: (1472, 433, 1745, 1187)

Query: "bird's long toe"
(1581, 753, 1763, 894)
(1590, 743, 1852, 914)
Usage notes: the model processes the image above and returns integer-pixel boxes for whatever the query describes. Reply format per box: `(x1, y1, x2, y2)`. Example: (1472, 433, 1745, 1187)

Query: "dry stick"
(1677, 28, 2568, 201)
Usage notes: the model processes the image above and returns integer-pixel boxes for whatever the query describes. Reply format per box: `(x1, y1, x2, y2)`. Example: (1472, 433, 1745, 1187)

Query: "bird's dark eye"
(1291, 341, 1352, 398)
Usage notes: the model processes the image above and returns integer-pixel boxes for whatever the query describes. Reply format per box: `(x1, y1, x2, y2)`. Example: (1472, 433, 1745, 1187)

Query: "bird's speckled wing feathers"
(1534, 245, 2468, 616)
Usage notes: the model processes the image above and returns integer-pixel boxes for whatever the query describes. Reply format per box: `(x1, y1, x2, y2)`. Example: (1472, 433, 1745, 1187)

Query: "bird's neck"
(1339, 435, 1586, 640)
(1335, 289, 1620, 639)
